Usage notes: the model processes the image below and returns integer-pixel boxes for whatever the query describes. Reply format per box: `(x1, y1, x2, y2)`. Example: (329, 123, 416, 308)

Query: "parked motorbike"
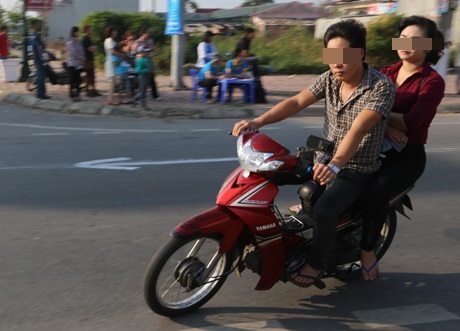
(26, 50, 86, 92)
(143, 131, 413, 317)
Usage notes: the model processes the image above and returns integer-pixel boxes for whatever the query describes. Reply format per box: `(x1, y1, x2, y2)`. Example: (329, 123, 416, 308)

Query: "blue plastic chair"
(189, 68, 207, 102)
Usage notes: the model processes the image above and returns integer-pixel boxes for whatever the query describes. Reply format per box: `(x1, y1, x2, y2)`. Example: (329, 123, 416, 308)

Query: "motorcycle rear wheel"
(334, 209, 397, 279)
(143, 234, 232, 317)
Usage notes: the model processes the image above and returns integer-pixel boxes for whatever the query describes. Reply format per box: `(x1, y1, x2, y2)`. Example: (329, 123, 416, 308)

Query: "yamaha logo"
(256, 223, 276, 231)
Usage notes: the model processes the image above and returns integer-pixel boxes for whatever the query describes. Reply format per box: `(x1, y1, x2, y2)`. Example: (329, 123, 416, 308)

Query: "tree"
(241, 0, 274, 7)
(0, 5, 7, 27)
(366, 14, 403, 69)
(185, 1, 198, 12)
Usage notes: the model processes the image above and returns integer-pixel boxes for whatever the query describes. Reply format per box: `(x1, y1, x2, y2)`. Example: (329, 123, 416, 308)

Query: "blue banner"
(165, 0, 183, 35)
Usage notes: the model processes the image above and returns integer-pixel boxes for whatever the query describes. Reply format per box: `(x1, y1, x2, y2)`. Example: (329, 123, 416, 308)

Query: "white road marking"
(74, 157, 239, 171)
(182, 320, 288, 331)
(302, 125, 323, 129)
(191, 129, 223, 132)
(92, 132, 122, 135)
(31, 133, 70, 136)
(352, 304, 459, 329)
(426, 147, 460, 153)
(0, 122, 178, 133)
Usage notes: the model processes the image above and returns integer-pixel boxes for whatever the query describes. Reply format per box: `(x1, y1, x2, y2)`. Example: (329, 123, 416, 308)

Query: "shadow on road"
(163, 272, 460, 330)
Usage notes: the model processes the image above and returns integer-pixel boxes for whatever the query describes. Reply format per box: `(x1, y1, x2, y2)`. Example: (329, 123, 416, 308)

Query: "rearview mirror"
(306, 135, 335, 154)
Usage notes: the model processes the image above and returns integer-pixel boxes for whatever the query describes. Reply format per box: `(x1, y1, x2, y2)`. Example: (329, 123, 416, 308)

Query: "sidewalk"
(0, 71, 459, 119)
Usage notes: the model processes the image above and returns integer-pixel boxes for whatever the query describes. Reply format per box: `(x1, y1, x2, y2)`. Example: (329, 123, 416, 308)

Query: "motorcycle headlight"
(237, 135, 284, 172)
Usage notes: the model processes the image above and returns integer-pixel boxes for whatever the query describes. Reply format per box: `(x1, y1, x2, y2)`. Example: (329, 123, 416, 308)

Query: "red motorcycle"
(143, 131, 413, 317)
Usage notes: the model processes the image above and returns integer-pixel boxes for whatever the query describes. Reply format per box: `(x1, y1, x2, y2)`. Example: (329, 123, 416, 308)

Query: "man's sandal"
(289, 270, 326, 289)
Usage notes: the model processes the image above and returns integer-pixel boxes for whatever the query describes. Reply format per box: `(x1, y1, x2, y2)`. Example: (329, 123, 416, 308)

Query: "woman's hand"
(313, 163, 337, 186)
(386, 126, 408, 144)
(232, 119, 262, 136)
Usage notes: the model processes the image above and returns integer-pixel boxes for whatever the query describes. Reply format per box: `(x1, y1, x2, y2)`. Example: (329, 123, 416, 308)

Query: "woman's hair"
(398, 15, 444, 65)
(123, 29, 134, 40)
(323, 19, 367, 61)
(70, 26, 79, 38)
(104, 26, 116, 39)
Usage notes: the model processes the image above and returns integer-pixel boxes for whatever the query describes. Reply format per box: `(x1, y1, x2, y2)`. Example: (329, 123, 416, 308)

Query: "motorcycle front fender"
(171, 205, 245, 254)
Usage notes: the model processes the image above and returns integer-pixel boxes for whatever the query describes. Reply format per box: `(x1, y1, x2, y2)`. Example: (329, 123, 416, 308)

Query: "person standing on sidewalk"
(196, 31, 217, 68)
(104, 26, 126, 106)
(66, 26, 85, 102)
(0, 26, 9, 59)
(132, 46, 152, 110)
(81, 24, 100, 97)
(30, 19, 50, 100)
(131, 28, 160, 100)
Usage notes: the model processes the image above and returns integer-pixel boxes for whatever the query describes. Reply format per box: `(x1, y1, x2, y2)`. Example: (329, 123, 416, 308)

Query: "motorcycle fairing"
(171, 206, 244, 253)
(217, 169, 279, 208)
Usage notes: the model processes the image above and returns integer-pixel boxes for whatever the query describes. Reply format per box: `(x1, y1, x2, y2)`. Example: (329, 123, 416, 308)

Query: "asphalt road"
(1, 103, 459, 331)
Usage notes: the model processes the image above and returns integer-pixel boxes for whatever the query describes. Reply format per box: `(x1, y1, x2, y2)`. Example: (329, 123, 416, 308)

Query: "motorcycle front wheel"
(143, 234, 232, 317)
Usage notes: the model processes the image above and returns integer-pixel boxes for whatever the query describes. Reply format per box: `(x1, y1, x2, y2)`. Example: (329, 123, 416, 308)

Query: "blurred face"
(396, 25, 429, 64)
(326, 37, 363, 82)
(112, 29, 118, 38)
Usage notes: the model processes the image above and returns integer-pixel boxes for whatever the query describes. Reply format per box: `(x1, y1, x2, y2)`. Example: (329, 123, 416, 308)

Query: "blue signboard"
(165, 0, 183, 35)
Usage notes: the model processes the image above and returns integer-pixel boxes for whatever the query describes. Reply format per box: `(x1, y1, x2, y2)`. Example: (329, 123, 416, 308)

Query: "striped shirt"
(308, 63, 395, 174)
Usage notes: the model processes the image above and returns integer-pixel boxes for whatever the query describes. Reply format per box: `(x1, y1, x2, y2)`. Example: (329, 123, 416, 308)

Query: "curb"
(0, 90, 326, 119)
(1, 89, 458, 118)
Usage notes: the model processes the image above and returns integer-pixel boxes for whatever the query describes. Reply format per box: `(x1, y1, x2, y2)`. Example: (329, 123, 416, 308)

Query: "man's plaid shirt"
(308, 63, 395, 174)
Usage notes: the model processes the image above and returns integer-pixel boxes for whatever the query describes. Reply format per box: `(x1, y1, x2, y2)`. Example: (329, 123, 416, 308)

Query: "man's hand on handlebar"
(232, 119, 261, 136)
(313, 163, 337, 186)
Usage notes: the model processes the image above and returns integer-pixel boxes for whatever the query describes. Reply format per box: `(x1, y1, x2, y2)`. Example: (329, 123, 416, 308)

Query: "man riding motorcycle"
(232, 19, 395, 288)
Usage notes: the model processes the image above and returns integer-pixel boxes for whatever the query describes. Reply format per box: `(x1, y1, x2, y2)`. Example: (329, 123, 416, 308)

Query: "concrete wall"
(46, 0, 139, 42)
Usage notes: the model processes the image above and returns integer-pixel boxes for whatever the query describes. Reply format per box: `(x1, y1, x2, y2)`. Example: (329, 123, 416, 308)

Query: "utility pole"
(169, 0, 185, 89)
(19, 0, 29, 82)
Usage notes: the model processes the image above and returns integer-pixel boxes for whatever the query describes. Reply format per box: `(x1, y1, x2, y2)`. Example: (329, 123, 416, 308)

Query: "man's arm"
(313, 110, 383, 185)
(232, 89, 319, 135)
(330, 110, 383, 168)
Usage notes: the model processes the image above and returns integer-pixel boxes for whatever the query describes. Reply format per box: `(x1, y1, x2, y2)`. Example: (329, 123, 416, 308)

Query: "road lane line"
(74, 157, 239, 170)
(31, 133, 70, 136)
(0, 122, 178, 133)
(92, 132, 123, 135)
(191, 129, 223, 132)
(182, 320, 288, 331)
(352, 304, 459, 329)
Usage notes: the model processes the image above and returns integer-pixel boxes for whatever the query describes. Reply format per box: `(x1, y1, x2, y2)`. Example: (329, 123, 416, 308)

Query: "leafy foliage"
(78, 12, 412, 75)
(80, 11, 166, 67)
(241, 0, 274, 7)
(366, 13, 403, 69)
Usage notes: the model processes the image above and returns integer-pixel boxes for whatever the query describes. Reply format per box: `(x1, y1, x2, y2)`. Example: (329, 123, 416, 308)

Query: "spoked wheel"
(334, 209, 397, 279)
(143, 234, 232, 317)
(26, 77, 37, 92)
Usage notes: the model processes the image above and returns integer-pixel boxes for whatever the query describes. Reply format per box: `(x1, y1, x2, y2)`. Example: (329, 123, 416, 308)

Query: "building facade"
(46, 0, 140, 42)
